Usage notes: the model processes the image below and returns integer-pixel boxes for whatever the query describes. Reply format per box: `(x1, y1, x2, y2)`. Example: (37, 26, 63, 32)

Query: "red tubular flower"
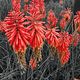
(60, 19, 66, 29)
(57, 32, 72, 65)
(27, 0, 46, 18)
(26, 22, 45, 49)
(59, 49, 70, 65)
(74, 11, 80, 32)
(11, 0, 21, 12)
(46, 9, 60, 48)
(4, 11, 30, 53)
(46, 28, 61, 48)
(57, 32, 72, 52)
(0, 22, 3, 31)
(25, 0, 45, 50)
(60, 8, 71, 29)
(38, 0, 46, 17)
(47, 10, 58, 27)
(74, 11, 80, 24)
(24, 0, 28, 3)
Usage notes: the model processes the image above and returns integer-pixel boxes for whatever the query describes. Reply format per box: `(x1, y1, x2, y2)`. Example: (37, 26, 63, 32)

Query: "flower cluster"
(25, 0, 46, 50)
(74, 11, 80, 32)
(0, 0, 80, 70)
(46, 10, 60, 48)
(57, 32, 72, 64)
(60, 8, 71, 29)
(4, 11, 30, 53)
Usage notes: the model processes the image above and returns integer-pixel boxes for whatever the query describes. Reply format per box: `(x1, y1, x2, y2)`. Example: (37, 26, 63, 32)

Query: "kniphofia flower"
(47, 10, 58, 27)
(57, 32, 72, 52)
(46, 28, 61, 48)
(25, 0, 46, 50)
(59, 48, 70, 65)
(74, 11, 80, 32)
(60, 8, 71, 29)
(11, 0, 21, 12)
(4, 11, 30, 53)
(46, 10, 60, 48)
(57, 32, 72, 65)
(3, 0, 31, 69)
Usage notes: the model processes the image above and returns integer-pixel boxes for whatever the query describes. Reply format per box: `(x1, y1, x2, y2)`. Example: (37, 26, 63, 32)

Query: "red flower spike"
(11, 0, 21, 12)
(28, 0, 46, 19)
(27, 22, 45, 49)
(60, 8, 71, 20)
(60, 19, 66, 29)
(46, 10, 60, 48)
(57, 32, 72, 53)
(29, 57, 37, 70)
(4, 11, 30, 53)
(60, 8, 71, 29)
(59, 49, 70, 65)
(47, 10, 58, 27)
(38, 0, 46, 17)
(25, 0, 45, 49)
(57, 32, 72, 65)
(74, 11, 80, 32)
(46, 28, 61, 48)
